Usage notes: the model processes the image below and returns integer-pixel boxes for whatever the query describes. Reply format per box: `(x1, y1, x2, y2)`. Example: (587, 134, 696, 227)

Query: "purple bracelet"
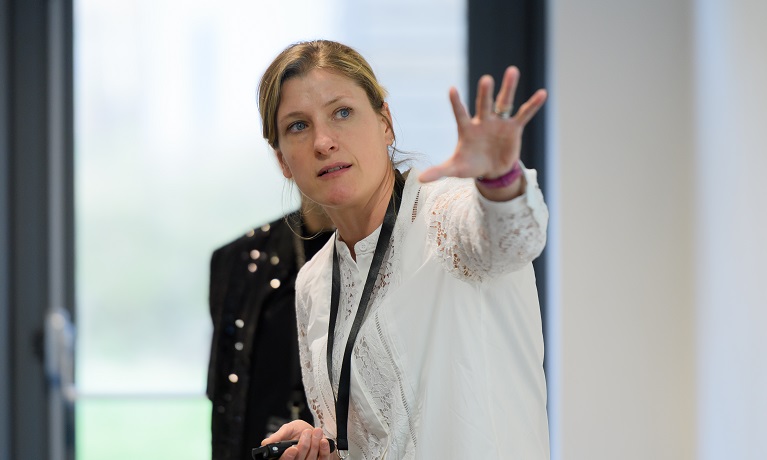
(476, 161, 523, 189)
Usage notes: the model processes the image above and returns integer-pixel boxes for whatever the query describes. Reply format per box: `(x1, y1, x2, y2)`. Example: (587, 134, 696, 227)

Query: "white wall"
(695, 1, 767, 459)
(549, 0, 767, 459)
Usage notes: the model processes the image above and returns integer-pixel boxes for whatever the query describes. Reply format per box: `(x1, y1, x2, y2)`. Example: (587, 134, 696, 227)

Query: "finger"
(305, 428, 323, 459)
(449, 87, 470, 127)
(261, 425, 292, 445)
(494, 66, 519, 115)
(262, 420, 311, 445)
(318, 437, 331, 460)
(282, 446, 299, 460)
(514, 89, 548, 125)
(475, 75, 494, 120)
(294, 429, 313, 459)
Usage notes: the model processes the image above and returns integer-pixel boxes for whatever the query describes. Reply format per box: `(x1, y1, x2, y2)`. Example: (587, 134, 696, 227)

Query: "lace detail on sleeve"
(423, 176, 548, 282)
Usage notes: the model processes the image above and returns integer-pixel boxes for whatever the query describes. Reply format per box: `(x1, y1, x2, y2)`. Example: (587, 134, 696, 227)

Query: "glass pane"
(74, 0, 341, 396)
(76, 397, 210, 460)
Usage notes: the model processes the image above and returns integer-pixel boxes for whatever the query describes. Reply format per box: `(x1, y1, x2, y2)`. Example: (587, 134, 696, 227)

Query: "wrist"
(476, 161, 523, 189)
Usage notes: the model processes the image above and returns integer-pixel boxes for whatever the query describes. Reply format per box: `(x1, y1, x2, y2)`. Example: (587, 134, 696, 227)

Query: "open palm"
(419, 66, 547, 183)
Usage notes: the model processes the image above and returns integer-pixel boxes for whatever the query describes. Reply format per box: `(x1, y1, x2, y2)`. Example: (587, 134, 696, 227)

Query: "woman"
(258, 40, 549, 459)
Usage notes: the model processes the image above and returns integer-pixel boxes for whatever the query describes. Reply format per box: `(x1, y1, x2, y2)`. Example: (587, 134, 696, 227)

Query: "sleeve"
(206, 245, 227, 401)
(423, 165, 549, 282)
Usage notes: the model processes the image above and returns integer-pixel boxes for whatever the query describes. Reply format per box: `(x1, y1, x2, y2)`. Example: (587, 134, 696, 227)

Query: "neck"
(300, 200, 335, 234)
(325, 168, 396, 259)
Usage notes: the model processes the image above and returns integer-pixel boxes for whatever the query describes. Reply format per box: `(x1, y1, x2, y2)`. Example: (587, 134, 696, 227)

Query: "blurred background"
(2, 0, 766, 459)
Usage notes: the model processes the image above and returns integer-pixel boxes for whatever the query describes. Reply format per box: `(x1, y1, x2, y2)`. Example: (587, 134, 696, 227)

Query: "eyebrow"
(278, 96, 349, 125)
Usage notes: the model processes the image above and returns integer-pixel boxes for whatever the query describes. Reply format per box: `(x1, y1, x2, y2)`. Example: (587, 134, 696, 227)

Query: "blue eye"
(337, 108, 351, 119)
(288, 121, 307, 132)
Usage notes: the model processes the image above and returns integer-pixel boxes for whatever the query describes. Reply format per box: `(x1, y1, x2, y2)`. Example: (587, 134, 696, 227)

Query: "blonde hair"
(258, 40, 393, 149)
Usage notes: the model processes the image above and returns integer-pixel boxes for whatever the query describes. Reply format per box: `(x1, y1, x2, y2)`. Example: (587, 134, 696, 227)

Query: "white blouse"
(295, 167, 550, 459)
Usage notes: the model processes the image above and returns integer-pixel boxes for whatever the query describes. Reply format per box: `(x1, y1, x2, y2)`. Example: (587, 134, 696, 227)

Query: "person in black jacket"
(207, 203, 333, 460)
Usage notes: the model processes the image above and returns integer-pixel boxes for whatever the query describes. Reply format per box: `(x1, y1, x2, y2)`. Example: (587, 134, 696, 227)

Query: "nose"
(313, 123, 338, 155)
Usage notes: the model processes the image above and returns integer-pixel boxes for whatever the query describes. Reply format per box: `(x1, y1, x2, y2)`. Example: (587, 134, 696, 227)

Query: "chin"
(316, 185, 358, 209)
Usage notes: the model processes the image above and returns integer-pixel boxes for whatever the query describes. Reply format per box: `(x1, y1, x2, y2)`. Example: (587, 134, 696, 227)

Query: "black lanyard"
(327, 170, 405, 454)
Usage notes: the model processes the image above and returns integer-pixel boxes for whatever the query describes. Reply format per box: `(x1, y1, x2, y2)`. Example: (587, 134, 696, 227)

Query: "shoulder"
(294, 233, 334, 302)
(211, 213, 297, 267)
(296, 233, 334, 283)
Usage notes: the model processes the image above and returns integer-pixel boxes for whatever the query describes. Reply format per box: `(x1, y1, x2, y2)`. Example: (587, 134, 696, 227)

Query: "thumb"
(419, 162, 457, 183)
(262, 420, 309, 445)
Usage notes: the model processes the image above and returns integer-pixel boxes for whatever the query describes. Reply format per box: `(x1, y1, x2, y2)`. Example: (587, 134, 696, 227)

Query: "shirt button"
(359, 242, 368, 251)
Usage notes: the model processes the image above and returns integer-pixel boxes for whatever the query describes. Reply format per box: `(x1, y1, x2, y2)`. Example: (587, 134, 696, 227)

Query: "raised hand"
(418, 66, 547, 198)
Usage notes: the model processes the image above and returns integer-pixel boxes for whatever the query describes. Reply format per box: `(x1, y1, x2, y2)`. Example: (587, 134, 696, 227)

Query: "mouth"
(318, 163, 351, 177)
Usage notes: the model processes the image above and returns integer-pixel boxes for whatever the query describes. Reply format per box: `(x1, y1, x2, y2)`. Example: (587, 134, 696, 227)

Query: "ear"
(381, 102, 394, 143)
(274, 149, 293, 179)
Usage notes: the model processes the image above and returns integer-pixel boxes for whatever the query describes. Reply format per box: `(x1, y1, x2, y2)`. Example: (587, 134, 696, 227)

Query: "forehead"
(278, 69, 366, 113)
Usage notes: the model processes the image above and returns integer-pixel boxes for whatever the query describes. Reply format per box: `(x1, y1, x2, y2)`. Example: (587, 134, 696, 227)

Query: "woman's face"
(274, 68, 393, 211)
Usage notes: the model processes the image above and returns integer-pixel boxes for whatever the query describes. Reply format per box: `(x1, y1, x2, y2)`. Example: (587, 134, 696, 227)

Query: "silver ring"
(494, 107, 513, 119)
